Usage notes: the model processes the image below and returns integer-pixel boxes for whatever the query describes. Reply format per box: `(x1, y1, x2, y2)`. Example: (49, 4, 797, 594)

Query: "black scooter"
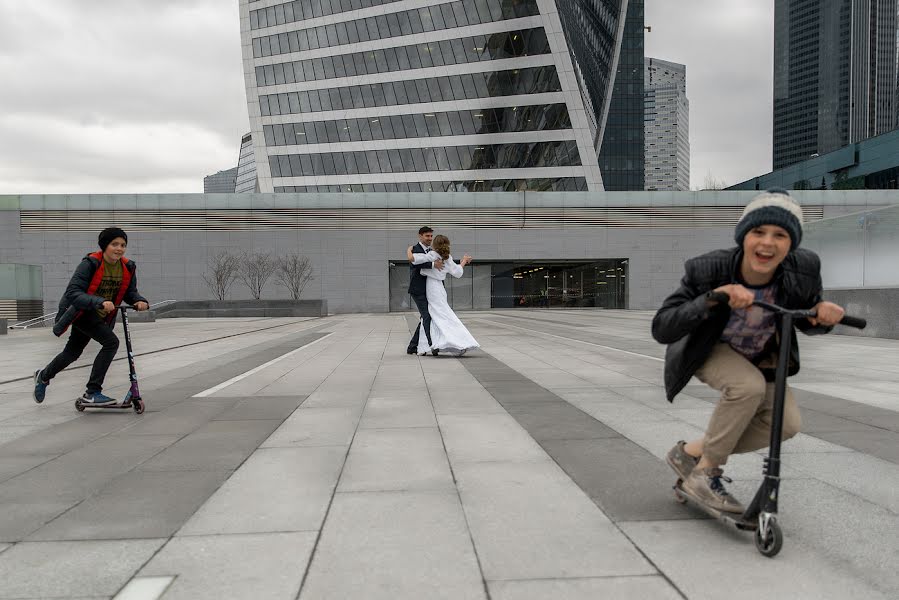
(74, 305, 145, 415)
(673, 294, 866, 557)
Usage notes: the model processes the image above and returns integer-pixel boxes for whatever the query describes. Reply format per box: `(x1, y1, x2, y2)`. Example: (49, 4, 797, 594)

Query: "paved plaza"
(0, 311, 897, 599)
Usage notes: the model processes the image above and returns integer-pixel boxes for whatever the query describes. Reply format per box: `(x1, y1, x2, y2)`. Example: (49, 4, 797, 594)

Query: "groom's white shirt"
(411, 243, 433, 266)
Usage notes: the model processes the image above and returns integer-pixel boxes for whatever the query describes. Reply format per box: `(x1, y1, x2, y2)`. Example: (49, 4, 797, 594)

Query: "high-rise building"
(235, 133, 259, 193)
(774, 0, 898, 170)
(598, 0, 645, 190)
(203, 167, 239, 193)
(644, 57, 689, 191)
(239, 0, 630, 193)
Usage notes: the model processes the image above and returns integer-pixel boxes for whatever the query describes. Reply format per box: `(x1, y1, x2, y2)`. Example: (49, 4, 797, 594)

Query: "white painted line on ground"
(113, 576, 175, 600)
(477, 318, 664, 362)
(193, 332, 335, 397)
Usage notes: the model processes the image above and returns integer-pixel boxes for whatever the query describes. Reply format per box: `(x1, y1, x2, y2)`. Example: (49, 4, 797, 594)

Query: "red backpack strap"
(86, 252, 105, 295)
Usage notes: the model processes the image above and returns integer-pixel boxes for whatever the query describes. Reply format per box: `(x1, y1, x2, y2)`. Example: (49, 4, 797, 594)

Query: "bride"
(406, 235, 480, 356)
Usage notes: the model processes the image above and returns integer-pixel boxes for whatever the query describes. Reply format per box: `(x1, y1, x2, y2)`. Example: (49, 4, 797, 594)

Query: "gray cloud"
(1, 1, 774, 193)
(645, 0, 774, 189)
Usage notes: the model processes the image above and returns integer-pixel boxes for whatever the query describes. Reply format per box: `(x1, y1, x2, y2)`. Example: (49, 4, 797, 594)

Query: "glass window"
(446, 110, 463, 135)
(437, 76, 455, 101)
(358, 118, 373, 141)
(252, 38, 262, 58)
(284, 2, 296, 22)
(312, 57, 325, 80)
(436, 112, 451, 136)
(446, 75, 464, 99)
(298, 29, 310, 51)
(399, 148, 414, 169)
(419, 7, 435, 32)
(407, 9, 423, 33)
(386, 12, 401, 37)
(294, 123, 308, 143)
(404, 80, 420, 104)
(346, 118, 361, 141)
(269, 156, 281, 177)
(440, 4, 457, 27)
(255, 66, 265, 85)
(424, 147, 440, 171)
(263, 125, 276, 146)
(302, 60, 315, 82)
(452, 2, 469, 27)
(360, 84, 375, 107)
(459, 110, 476, 135)
(308, 153, 321, 175)
(322, 56, 336, 79)
(325, 24, 339, 47)
(412, 113, 429, 137)
(450, 38, 468, 63)
(397, 10, 413, 35)
(369, 117, 383, 140)
(289, 154, 302, 174)
(365, 16, 380, 40)
(279, 32, 290, 54)
(309, 90, 322, 111)
(388, 150, 404, 172)
(332, 152, 347, 175)
(346, 20, 360, 44)
(374, 48, 389, 73)
(418, 44, 434, 68)
(325, 120, 340, 143)
(260, 95, 271, 116)
(431, 5, 446, 28)
(300, 153, 313, 175)
(426, 77, 441, 101)
(250, 11, 259, 29)
(388, 114, 405, 138)
(333, 55, 347, 78)
(278, 93, 290, 113)
(274, 63, 286, 85)
(435, 147, 451, 170)
(383, 81, 397, 105)
(318, 88, 332, 111)
(366, 151, 380, 173)
(328, 87, 341, 110)
(435, 40, 452, 66)
(279, 155, 292, 176)
(263, 65, 275, 86)
(311, 0, 323, 18)
(456, 145, 473, 169)
(344, 152, 358, 174)
(375, 150, 391, 172)
(488, 0, 503, 20)
(336, 22, 349, 45)
(288, 92, 302, 114)
(298, 91, 312, 112)
(424, 112, 441, 136)
(275, 4, 286, 24)
(401, 114, 417, 137)
(321, 153, 335, 175)
(445, 146, 462, 170)
(415, 79, 431, 102)
(396, 46, 411, 70)
(411, 149, 427, 172)
(384, 47, 399, 71)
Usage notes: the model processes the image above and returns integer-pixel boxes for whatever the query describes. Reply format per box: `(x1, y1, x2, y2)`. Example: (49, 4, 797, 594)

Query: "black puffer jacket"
(652, 247, 830, 402)
(55, 254, 147, 327)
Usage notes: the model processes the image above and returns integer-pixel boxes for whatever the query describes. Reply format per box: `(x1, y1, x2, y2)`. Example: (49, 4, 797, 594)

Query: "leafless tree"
(702, 170, 728, 190)
(202, 251, 241, 301)
(238, 251, 278, 300)
(276, 252, 314, 300)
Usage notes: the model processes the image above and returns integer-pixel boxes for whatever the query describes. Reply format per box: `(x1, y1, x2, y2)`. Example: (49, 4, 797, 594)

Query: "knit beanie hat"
(734, 189, 803, 250)
(98, 227, 128, 250)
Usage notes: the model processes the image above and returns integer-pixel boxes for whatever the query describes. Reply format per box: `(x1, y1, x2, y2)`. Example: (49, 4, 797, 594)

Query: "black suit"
(407, 242, 435, 352)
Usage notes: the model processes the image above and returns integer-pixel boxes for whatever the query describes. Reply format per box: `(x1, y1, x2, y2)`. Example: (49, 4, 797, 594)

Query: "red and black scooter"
(673, 293, 866, 557)
(74, 305, 145, 414)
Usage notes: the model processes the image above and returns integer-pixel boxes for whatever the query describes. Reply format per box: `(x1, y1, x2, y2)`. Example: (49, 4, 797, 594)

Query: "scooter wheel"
(133, 399, 145, 415)
(75, 399, 85, 412)
(755, 517, 783, 557)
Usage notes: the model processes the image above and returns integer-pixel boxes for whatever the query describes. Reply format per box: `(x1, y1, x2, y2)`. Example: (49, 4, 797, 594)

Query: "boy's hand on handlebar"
(710, 284, 754, 309)
(809, 301, 844, 326)
(134, 301, 149, 311)
(100, 301, 115, 314)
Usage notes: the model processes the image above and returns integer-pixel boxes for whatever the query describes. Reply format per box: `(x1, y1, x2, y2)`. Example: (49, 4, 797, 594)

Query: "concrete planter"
(153, 299, 327, 319)
(825, 288, 899, 340)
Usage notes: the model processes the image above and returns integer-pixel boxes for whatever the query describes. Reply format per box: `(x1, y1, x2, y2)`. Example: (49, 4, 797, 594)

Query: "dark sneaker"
(81, 392, 116, 406)
(431, 349, 440, 356)
(682, 467, 744, 514)
(33, 370, 49, 404)
(666, 440, 698, 480)
(407, 348, 416, 355)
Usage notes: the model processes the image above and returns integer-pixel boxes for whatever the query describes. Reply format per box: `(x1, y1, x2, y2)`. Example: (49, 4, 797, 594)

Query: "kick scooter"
(673, 294, 866, 557)
(75, 305, 145, 414)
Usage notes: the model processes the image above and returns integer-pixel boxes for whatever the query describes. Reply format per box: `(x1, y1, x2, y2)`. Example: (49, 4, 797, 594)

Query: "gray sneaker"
(682, 467, 744, 514)
(666, 440, 698, 480)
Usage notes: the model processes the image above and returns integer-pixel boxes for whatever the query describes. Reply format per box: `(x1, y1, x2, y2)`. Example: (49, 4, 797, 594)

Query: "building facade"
(598, 0, 645, 190)
(644, 57, 689, 191)
(239, 0, 631, 193)
(203, 167, 239, 193)
(235, 133, 259, 193)
(774, 0, 898, 170)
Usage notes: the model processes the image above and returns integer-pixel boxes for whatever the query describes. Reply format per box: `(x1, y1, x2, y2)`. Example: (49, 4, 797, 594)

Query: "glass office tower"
(240, 0, 629, 192)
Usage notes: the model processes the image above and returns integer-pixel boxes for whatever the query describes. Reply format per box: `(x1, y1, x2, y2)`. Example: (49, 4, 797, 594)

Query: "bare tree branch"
(702, 170, 728, 190)
(276, 252, 314, 300)
(237, 251, 277, 300)
(202, 251, 241, 301)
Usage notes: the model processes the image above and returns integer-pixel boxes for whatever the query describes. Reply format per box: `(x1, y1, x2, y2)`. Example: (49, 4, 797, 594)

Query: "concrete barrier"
(154, 299, 327, 319)
(0, 318, 6, 334)
(825, 288, 899, 340)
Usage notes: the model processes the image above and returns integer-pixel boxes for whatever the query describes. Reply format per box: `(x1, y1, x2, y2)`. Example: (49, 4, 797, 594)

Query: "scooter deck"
(673, 479, 757, 531)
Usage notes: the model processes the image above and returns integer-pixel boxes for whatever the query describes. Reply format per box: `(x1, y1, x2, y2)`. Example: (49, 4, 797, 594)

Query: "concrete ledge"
(127, 311, 156, 323)
(154, 300, 327, 319)
(825, 288, 899, 339)
(0, 318, 6, 334)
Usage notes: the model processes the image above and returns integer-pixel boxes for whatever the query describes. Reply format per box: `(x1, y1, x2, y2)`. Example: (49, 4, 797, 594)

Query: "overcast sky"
(0, 0, 773, 194)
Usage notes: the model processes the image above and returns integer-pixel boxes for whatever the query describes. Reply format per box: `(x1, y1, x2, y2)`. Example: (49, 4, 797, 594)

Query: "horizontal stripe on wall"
(19, 206, 825, 231)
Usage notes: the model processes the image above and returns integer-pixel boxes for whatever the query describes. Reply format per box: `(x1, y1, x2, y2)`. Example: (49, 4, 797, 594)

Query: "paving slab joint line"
(292, 327, 391, 600)
(0, 317, 331, 386)
(408, 316, 495, 600)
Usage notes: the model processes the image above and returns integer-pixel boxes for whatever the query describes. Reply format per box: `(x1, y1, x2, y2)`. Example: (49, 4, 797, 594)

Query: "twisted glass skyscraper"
(240, 0, 629, 192)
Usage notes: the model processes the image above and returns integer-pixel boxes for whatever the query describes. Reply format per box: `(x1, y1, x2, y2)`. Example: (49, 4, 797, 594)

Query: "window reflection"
(274, 177, 589, 193)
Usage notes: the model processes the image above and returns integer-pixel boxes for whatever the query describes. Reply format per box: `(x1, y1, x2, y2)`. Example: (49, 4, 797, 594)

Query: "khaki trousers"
(694, 343, 802, 465)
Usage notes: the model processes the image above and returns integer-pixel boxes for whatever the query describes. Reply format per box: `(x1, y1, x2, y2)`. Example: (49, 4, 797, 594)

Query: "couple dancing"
(405, 226, 480, 357)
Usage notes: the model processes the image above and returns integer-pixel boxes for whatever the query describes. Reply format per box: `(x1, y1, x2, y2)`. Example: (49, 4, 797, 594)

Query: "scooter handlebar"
(838, 315, 867, 330)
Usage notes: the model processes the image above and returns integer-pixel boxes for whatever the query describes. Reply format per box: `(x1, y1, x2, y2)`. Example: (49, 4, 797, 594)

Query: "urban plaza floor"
(0, 311, 896, 600)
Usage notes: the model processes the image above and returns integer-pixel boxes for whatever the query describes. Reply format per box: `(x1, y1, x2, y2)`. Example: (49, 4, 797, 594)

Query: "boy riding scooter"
(33, 227, 149, 406)
(652, 189, 846, 513)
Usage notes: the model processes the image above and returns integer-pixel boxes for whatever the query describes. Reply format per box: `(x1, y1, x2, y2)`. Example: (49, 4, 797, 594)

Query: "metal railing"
(8, 299, 178, 329)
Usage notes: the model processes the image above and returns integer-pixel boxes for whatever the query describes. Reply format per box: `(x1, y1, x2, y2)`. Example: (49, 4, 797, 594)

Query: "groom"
(406, 226, 444, 355)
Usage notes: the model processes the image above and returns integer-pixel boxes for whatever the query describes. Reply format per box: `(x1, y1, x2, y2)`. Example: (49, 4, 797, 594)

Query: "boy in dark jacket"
(652, 190, 845, 513)
(33, 227, 149, 406)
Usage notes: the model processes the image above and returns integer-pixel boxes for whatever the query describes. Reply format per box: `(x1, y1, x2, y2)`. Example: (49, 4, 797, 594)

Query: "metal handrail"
(8, 299, 178, 329)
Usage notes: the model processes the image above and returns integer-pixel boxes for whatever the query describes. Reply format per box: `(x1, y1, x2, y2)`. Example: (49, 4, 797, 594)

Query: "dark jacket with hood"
(652, 247, 830, 402)
(53, 252, 148, 336)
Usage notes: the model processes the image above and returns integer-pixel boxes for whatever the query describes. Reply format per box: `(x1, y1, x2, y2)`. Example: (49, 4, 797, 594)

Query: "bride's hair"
(432, 235, 451, 259)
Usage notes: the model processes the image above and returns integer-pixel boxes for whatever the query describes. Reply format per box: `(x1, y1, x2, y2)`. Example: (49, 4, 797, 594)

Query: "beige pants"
(694, 343, 802, 465)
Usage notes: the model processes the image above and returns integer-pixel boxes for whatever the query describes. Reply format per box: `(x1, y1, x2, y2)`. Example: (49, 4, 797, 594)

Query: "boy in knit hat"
(33, 227, 149, 406)
(652, 189, 845, 512)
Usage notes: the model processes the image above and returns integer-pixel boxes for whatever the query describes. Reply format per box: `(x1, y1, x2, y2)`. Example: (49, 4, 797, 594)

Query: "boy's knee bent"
(720, 372, 767, 404)
(103, 334, 120, 352)
(782, 410, 801, 440)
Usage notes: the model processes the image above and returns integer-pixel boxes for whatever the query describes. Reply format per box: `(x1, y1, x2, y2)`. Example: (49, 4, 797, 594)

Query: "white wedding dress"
(415, 251, 480, 355)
